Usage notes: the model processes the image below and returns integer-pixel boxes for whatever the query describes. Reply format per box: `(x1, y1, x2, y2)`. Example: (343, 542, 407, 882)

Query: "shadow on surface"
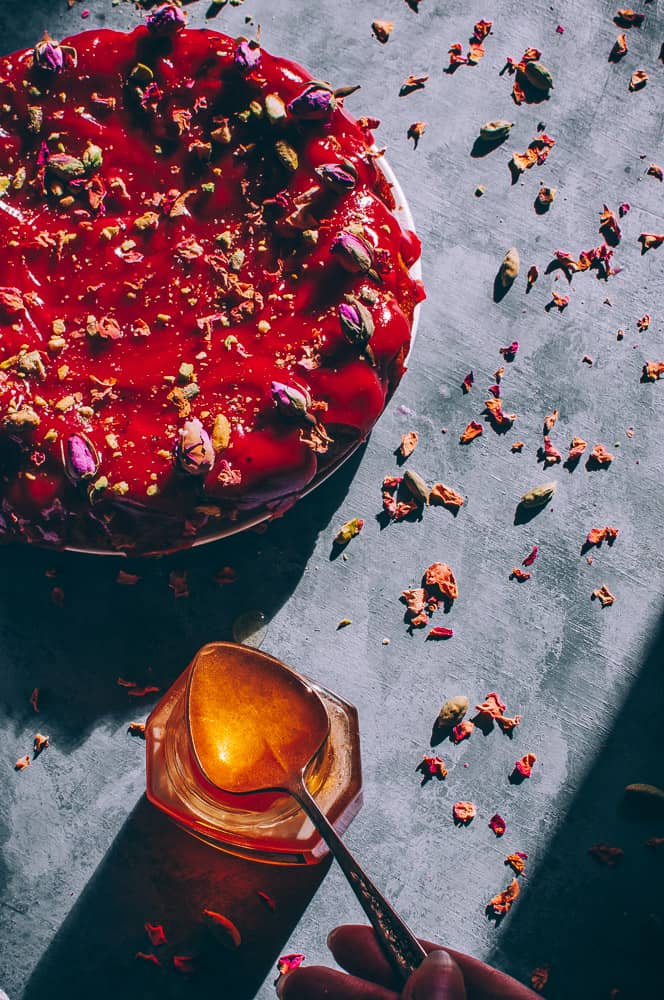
(0, 445, 366, 751)
(24, 795, 331, 1000)
(489, 613, 664, 1000)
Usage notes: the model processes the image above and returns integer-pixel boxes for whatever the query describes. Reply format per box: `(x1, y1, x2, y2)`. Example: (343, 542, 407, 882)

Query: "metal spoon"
(186, 641, 427, 984)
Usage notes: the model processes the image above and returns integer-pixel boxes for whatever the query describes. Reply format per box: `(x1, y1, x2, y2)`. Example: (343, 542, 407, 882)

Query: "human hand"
(277, 924, 539, 999)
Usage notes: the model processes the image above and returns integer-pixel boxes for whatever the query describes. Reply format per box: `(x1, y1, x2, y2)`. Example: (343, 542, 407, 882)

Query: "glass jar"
(145, 642, 363, 865)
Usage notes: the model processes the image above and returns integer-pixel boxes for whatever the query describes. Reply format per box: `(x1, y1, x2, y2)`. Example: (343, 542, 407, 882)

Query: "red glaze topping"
(0, 18, 423, 552)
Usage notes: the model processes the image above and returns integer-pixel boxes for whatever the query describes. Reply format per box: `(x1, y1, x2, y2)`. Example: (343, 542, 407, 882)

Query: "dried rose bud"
(338, 298, 374, 348)
(33, 34, 64, 73)
(64, 434, 99, 482)
(234, 39, 261, 72)
(331, 231, 374, 274)
(146, 3, 186, 35)
(271, 381, 312, 420)
(287, 84, 337, 121)
(315, 161, 357, 192)
(176, 418, 215, 476)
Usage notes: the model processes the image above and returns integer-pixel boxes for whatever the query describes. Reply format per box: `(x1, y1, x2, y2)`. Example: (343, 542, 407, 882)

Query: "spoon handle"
(290, 779, 427, 985)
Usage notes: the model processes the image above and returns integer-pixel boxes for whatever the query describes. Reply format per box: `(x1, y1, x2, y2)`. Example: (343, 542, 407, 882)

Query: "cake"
(0, 4, 424, 553)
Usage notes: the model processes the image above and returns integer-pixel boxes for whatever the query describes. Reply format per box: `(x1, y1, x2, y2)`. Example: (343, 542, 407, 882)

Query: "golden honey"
(145, 642, 362, 865)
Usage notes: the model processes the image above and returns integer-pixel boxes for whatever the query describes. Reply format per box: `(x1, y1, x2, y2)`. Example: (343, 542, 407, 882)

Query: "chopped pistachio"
(105, 432, 120, 451)
(228, 249, 245, 272)
(54, 395, 76, 412)
(111, 481, 129, 496)
(178, 362, 195, 383)
(146, 484, 159, 496)
(52, 318, 66, 335)
(257, 320, 271, 334)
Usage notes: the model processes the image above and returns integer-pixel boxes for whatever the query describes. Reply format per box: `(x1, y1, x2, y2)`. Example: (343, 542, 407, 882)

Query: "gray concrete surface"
(1, 1, 663, 998)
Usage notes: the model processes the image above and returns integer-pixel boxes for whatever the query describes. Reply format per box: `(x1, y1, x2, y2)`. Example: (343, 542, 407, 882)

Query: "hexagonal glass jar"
(145, 642, 363, 865)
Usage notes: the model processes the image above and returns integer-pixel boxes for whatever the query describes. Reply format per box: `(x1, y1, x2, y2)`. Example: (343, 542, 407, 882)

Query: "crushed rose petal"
(462, 371, 474, 393)
(588, 843, 624, 866)
(531, 966, 550, 992)
(510, 567, 531, 581)
(505, 851, 528, 875)
(460, 420, 483, 443)
(399, 431, 419, 458)
(592, 584, 616, 607)
(487, 878, 520, 915)
(407, 122, 427, 147)
(590, 444, 614, 466)
(277, 954, 306, 976)
(14, 754, 30, 771)
(417, 754, 448, 779)
(586, 526, 618, 547)
(514, 752, 537, 777)
(430, 483, 464, 510)
(452, 720, 475, 743)
(523, 545, 539, 566)
(489, 814, 507, 836)
(169, 569, 189, 598)
(568, 436, 587, 461)
(511, 441, 525, 452)
(424, 562, 458, 601)
(453, 800, 476, 824)
(427, 626, 454, 640)
(476, 692, 507, 718)
(145, 923, 167, 947)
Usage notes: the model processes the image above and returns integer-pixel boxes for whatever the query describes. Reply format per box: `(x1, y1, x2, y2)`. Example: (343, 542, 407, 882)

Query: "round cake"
(0, 4, 424, 554)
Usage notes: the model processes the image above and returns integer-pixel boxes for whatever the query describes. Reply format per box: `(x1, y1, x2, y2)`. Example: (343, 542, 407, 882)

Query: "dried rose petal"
(511, 441, 524, 452)
(542, 436, 562, 466)
(586, 526, 618, 547)
(510, 567, 531, 581)
(402, 587, 429, 627)
(523, 546, 539, 567)
(33, 733, 49, 755)
(506, 852, 528, 875)
(371, 20, 394, 43)
(417, 754, 448, 779)
(128, 722, 146, 738)
(30, 688, 39, 713)
(487, 878, 520, 915)
(117, 570, 140, 586)
(639, 233, 664, 252)
(514, 752, 537, 777)
(145, 923, 167, 947)
(643, 361, 664, 381)
(499, 341, 519, 361)
(424, 563, 458, 601)
(568, 436, 587, 461)
(453, 801, 476, 824)
(496, 713, 521, 732)
(460, 420, 483, 443)
(399, 431, 419, 458)
(589, 843, 624, 866)
(136, 952, 160, 966)
(277, 954, 306, 976)
(462, 371, 474, 393)
(473, 20, 493, 42)
(476, 692, 507, 718)
(173, 955, 194, 973)
(452, 720, 474, 743)
(15, 754, 30, 771)
(430, 483, 464, 510)
(592, 584, 615, 607)
(407, 121, 427, 147)
(489, 814, 507, 837)
(614, 10, 645, 28)
(590, 444, 614, 466)
(599, 204, 622, 244)
(256, 889, 276, 910)
(531, 966, 550, 992)
(427, 626, 454, 640)
(637, 313, 650, 332)
(549, 291, 569, 311)
(127, 686, 160, 698)
(629, 69, 648, 91)
(399, 74, 429, 96)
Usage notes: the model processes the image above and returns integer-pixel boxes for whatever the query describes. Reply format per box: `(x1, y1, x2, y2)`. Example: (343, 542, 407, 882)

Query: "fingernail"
(423, 950, 454, 970)
(326, 927, 340, 950)
(275, 972, 289, 999)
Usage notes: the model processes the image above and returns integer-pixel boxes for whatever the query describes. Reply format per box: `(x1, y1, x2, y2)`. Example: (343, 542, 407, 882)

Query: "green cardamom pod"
(479, 120, 514, 141)
(403, 468, 430, 505)
(520, 481, 556, 508)
(523, 61, 554, 91)
(437, 696, 469, 729)
(275, 140, 299, 172)
(499, 247, 520, 287)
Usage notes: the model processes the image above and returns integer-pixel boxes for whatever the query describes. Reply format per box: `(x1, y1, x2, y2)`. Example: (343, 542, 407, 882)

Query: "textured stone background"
(1, 1, 663, 998)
